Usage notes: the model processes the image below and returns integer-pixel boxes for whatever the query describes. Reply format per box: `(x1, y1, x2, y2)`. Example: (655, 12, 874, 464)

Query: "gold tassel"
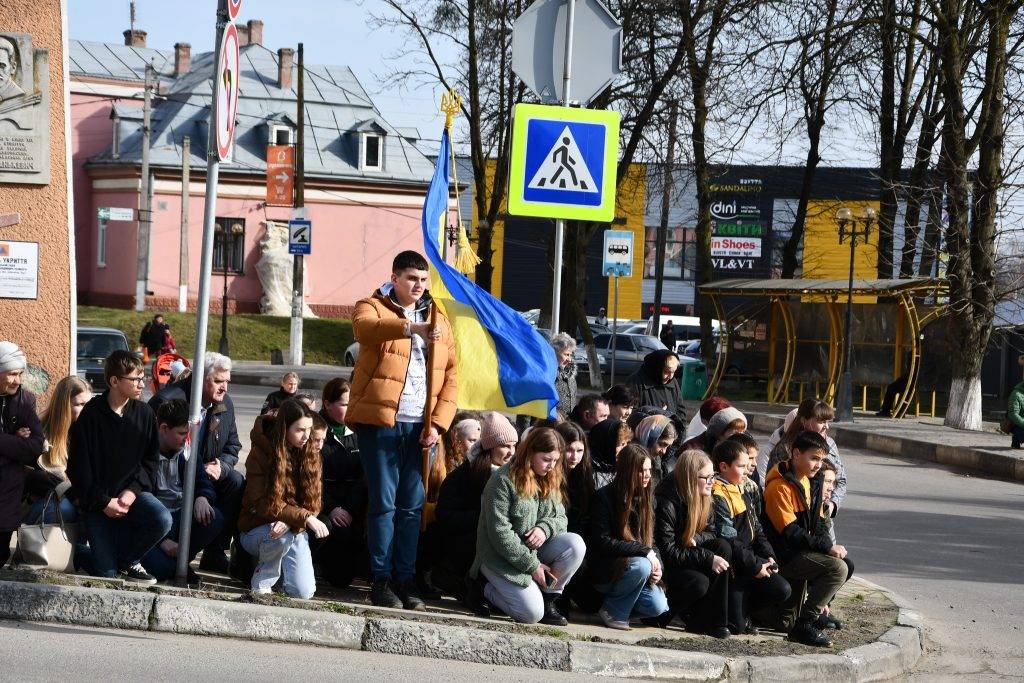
(441, 87, 481, 275)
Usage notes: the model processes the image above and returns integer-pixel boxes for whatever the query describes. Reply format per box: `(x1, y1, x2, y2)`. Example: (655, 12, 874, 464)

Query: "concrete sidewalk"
(0, 570, 923, 682)
(725, 401, 1024, 482)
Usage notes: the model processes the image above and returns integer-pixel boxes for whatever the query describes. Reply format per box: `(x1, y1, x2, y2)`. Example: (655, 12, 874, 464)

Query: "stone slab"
(152, 594, 364, 648)
(0, 579, 153, 630)
(363, 617, 570, 670)
(877, 625, 923, 663)
(569, 640, 727, 680)
(746, 654, 855, 683)
(840, 642, 907, 683)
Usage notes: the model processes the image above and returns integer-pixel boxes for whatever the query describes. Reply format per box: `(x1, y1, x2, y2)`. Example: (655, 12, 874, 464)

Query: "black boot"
(370, 578, 402, 609)
(392, 578, 426, 611)
(814, 611, 843, 630)
(463, 573, 491, 617)
(788, 617, 831, 647)
(541, 592, 568, 626)
(415, 569, 443, 600)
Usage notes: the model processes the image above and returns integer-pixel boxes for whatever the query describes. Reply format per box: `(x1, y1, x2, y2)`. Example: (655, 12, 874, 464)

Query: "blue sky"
(67, 0, 455, 139)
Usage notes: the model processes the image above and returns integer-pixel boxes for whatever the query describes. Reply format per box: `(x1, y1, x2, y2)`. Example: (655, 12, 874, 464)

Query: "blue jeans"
(141, 506, 225, 581)
(239, 524, 316, 599)
(1012, 425, 1024, 448)
(356, 422, 425, 582)
(83, 491, 173, 578)
(594, 557, 670, 622)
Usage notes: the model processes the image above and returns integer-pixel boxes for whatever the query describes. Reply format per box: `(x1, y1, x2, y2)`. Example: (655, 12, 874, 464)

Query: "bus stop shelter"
(698, 278, 947, 418)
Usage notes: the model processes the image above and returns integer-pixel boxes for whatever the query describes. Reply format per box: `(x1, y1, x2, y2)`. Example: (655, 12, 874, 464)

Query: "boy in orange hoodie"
(762, 430, 850, 647)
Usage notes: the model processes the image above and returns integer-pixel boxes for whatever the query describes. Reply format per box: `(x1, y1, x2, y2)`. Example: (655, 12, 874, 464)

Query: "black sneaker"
(198, 548, 230, 574)
(119, 563, 157, 585)
(541, 592, 568, 626)
(370, 579, 403, 609)
(789, 618, 832, 647)
(463, 574, 491, 617)
(392, 579, 426, 611)
(704, 626, 731, 639)
(814, 611, 843, 630)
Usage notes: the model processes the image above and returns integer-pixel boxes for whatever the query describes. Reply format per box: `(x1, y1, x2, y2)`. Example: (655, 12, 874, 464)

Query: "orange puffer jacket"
(345, 288, 458, 432)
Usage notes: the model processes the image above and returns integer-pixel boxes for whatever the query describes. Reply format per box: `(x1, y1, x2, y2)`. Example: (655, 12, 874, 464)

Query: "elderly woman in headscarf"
(550, 332, 578, 419)
(627, 349, 687, 427)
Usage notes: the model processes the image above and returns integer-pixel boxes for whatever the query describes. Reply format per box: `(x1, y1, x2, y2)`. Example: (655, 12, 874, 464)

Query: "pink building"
(70, 21, 445, 317)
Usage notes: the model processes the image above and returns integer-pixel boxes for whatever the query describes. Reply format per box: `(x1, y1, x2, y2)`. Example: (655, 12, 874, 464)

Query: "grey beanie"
(706, 406, 747, 440)
(0, 341, 26, 373)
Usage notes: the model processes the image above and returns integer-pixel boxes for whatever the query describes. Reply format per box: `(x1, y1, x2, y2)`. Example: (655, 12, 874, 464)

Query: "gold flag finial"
(441, 88, 462, 130)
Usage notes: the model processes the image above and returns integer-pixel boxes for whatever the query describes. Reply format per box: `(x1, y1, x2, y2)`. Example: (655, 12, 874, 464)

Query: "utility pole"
(289, 43, 305, 366)
(652, 100, 677, 336)
(178, 135, 190, 312)
(135, 62, 154, 311)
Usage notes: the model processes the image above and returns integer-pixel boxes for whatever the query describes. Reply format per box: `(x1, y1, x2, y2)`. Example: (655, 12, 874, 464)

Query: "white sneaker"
(599, 607, 631, 630)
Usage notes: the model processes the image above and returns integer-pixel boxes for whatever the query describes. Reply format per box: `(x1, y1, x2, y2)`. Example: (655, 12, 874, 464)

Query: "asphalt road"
(0, 619, 600, 682)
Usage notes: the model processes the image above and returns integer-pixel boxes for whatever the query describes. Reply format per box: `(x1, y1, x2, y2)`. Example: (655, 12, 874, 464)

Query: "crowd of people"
(0, 250, 856, 648)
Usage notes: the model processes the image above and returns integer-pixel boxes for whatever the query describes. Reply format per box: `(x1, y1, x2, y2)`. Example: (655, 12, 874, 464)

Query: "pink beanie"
(479, 412, 518, 450)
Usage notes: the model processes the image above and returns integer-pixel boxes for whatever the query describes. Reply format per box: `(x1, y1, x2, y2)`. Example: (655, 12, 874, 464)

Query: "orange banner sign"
(266, 145, 294, 206)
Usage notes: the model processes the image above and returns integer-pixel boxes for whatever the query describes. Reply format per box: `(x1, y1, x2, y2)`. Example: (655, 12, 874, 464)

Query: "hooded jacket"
(627, 350, 687, 427)
(1008, 381, 1024, 429)
(762, 461, 833, 563)
(711, 476, 776, 576)
(149, 376, 242, 471)
(67, 392, 160, 513)
(587, 418, 623, 487)
(318, 410, 366, 522)
(0, 388, 45, 531)
(346, 286, 458, 431)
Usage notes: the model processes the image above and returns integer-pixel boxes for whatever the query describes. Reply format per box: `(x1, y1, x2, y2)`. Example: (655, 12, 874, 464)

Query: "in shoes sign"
(710, 179, 769, 273)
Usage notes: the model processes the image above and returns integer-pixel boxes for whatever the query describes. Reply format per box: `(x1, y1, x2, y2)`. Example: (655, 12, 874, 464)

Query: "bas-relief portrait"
(0, 32, 50, 185)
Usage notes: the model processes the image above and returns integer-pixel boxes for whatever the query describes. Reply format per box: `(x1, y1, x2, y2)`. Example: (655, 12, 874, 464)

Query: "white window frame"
(360, 132, 383, 171)
(97, 217, 107, 267)
(270, 124, 294, 147)
(111, 118, 121, 158)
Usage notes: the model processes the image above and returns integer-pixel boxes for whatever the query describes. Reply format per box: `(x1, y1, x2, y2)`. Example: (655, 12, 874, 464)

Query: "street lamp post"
(217, 221, 243, 356)
(834, 206, 876, 422)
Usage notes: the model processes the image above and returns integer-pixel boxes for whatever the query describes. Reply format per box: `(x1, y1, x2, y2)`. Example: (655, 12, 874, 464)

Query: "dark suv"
(76, 327, 131, 390)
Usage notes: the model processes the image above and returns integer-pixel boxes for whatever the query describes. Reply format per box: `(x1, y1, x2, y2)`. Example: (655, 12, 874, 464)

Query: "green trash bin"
(680, 360, 708, 400)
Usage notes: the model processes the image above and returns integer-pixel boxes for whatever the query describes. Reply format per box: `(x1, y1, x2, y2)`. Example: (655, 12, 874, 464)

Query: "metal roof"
(72, 40, 436, 186)
(699, 277, 945, 296)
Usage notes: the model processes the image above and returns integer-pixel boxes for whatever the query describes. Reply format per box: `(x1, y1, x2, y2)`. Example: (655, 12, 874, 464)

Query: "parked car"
(681, 339, 742, 376)
(76, 326, 131, 390)
(591, 333, 668, 377)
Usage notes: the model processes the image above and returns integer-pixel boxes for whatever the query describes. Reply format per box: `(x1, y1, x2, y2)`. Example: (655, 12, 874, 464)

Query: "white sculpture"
(255, 221, 317, 318)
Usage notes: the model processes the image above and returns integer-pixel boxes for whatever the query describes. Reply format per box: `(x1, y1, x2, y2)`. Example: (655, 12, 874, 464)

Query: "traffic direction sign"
(216, 23, 240, 161)
(508, 103, 620, 222)
(603, 229, 633, 277)
(266, 145, 295, 206)
(512, 0, 622, 107)
(97, 207, 134, 221)
(288, 219, 311, 255)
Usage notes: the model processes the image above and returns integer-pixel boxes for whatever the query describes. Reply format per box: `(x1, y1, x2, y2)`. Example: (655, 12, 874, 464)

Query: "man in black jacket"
(0, 341, 45, 566)
(68, 350, 173, 583)
(138, 315, 169, 359)
(149, 351, 243, 573)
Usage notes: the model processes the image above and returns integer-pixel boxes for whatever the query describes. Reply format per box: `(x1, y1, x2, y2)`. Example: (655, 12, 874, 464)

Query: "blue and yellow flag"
(422, 130, 558, 419)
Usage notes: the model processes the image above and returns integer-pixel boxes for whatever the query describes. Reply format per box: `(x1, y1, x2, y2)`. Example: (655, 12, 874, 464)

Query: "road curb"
(744, 410, 1024, 482)
(0, 577, 923, 681)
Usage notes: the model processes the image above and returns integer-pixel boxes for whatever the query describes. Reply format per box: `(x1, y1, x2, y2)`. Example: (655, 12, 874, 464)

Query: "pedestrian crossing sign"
(508, 103, 620, 222)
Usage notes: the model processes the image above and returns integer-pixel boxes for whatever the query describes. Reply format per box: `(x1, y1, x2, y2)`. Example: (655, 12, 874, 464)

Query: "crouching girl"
(238, 399, 329, 598)
(470, 428, 585, 625)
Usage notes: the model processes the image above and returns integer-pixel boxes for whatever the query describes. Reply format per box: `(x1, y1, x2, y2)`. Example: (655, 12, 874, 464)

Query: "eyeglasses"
(697, 474, 716, 483)
(118, 375, 146, 385)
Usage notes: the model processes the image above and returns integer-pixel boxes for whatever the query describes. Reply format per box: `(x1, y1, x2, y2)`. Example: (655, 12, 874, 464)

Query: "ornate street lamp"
(217, 220, 244, 356)
(835, 206, 876, 422)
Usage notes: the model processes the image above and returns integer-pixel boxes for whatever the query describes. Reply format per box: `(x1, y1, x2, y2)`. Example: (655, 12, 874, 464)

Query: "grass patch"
(78, 306, 353, 365)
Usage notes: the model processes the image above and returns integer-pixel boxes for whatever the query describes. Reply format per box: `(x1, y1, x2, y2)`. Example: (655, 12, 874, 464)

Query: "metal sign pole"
(550, 0, 576, 334)
(176, 0, 228, 582)
(611, 272, 619, 385)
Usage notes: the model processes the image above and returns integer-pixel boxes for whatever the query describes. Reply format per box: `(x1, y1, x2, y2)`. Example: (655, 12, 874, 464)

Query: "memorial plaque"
(0, 33, 50, 184)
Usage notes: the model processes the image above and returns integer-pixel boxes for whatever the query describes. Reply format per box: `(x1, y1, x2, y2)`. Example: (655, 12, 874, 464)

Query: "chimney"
(247, 20, 264, 46)
(277, 47, 294, 90)
(174, 42, 191, 76)
(123, 29, 147, 48)
(236, 23, 250, 46)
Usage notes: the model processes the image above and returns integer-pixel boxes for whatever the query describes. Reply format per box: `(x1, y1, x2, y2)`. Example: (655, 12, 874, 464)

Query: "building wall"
(802, 199, 881, 303)
(605, 163, 646, 320)
(471, 159, 508, 298)
(0, 0, 74, 398)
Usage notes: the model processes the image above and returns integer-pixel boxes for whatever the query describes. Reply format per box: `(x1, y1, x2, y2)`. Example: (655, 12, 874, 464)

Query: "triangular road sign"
(527, 126, 599, 193)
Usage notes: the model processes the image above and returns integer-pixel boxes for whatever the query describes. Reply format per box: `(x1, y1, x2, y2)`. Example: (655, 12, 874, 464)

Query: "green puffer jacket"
(1009, 382, 1024, 429)
(470, 463, 568, 587)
